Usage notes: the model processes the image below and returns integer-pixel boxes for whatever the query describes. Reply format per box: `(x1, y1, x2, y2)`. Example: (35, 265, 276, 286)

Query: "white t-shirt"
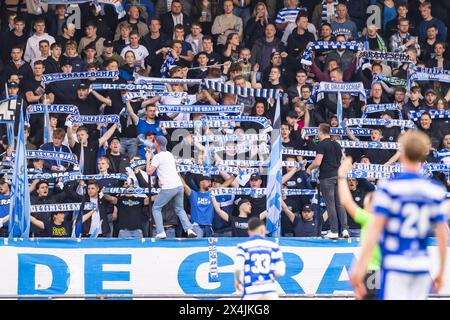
(151, 151, 183, 189)
(120, 45, 149, 69)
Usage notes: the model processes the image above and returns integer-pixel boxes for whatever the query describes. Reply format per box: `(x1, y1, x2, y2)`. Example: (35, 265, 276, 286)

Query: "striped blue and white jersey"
(235, 235, 285, 296)
(275, 7, 307, 24)
(373, 172, 448, 273)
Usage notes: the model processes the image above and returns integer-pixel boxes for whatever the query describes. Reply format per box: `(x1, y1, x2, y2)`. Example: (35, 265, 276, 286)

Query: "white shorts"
(379, 270, 432, 300)
(242, 292, 279, 300)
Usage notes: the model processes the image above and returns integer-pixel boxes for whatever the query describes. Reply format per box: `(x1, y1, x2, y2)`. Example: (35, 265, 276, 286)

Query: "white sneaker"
(155, 231, 167, 239)
(187, 229, 198, 238)
(324, 232, 339, 240)
(342, 230, 350, 239)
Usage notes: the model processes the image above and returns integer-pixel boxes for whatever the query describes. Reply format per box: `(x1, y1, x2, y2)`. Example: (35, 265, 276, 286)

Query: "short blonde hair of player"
(398, 130, 431, 163)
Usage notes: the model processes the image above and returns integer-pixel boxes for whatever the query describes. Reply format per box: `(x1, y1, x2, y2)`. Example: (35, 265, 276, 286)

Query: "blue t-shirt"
(136, 118, 163, 159)
(0, 194, 11, 228)
(189, 190, 214, 226)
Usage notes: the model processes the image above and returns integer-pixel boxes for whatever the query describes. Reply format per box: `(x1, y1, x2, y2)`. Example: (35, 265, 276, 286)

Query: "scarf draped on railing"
(212, 145, 271, 154)
(353, 163, 402, 173)
(301, 41, 363, 66)
(91, 83, 166, 91)
(409, 109, 450, 122)
(345, 118, 416, 129)
(303, 127, 372, 137)
(41, 71, 119, 84)
(157, 105, 242, 114)
(30, 202, 97, 213)
(208, 238, 219, 282)
(338, 140, 399, 150)
(217, 160, 304, 168)
(347, 169, 393, 179)
(407, 67, 450, 91)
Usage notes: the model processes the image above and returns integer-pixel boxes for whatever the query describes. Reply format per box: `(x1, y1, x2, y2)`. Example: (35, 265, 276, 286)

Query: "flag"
(43, 104, 51, 144)
(0, 96, 18, 123)
(8, 103, 31, 238)
(337, 92, 343, 127)
(71, 196, 85, 238)
(160, 51, 176, 78)
(265, 94, 283, 237)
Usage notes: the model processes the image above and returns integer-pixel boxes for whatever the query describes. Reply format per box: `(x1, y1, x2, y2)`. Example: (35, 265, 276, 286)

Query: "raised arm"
(30, 215, 45, 230)
(66, 121, 77, 149)
(126, 100, 140, 126)
(211, 195, 230, 222)
(98, 123, 118, 147)
(178, 173, 192, 196)
(281, 199, 296, 223)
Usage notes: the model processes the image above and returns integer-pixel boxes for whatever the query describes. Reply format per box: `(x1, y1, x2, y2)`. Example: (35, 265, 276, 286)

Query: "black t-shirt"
(281, 196, 303, 236)
(347, 188, 366, 230)
(293, 215, 318, 237)
(382, 127, 400, 143)
(242, 195, 266, 218)
(365, 148, 392, 165)
(109, 154, 122, 173)
(42, 220, 72, 237)
(24, 77, 47, 102)
(72, 140, 100, 175)
(116, 196, 145, 231)
(316, 138, 342, 179)
(228, 215, 249, 237)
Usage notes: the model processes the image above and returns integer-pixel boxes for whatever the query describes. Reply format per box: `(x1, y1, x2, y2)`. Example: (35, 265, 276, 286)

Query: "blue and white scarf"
(338, 140, 399, 150)
(204, 80, 281, 99)
(345, 118, 416, 129)
(316, 82, 367, 102)
(282, 149, 317, 157)
(407, 67, 450, 91)
(301, 41, 363, 66)
(124, 91, 187, 101)
(353, 163, 402, 173)
(92, 83, 166, 91)
(159, 120, 230, 129)
(65, 114, 121, 130)
(303, 127, 372, 137)
(30, 202, 97, 213)
(409, 109, 450, 122)
(212, 145, 271, 154)
(193, 134, 269, 143)
(347, 169, 393, 179)
(63, 173, 128, 183)
(201, 116, 271, 131)
(157, 105, 242, 114)
(210, 188, 317, 197)
(359, 50, 410, 63)
(160, 51, 176, 78)
(134, 74, 223, 85)
(42, 71, 119, 84)
(372, 74, 408, 87)
(11, 150, 78, 165)
(208, 238, 219, 282)
(363, 103, 401, 115)
(321, 0, 338, 23)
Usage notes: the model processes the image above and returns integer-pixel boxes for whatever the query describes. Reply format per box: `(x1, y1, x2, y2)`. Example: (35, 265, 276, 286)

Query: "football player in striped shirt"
(234, 218, 286, 300)
(350, 131, 449, 300)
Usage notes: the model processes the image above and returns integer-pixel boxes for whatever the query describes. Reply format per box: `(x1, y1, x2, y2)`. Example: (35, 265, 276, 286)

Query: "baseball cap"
(103, 39, 113, 47)
(155, 135, 167, 151)
(270, 51, 281, 59)
(212, 175, 225, 184)
(78, 82, 89, 90)
(302, 204, 312, 212)
(237, 198, 251, 208)
(425, 88, 436, 95)
(110, 136, 121, 143)
(7, 81, 19, 88)
(250, 173, 261, 181)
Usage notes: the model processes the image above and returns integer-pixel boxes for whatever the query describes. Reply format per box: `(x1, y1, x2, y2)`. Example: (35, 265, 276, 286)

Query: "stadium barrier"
(1, 238, 449, 299)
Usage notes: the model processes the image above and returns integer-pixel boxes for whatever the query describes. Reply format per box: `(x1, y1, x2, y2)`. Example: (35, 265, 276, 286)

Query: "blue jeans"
(152, 227, 176, 238)
(120, 137, 138, 159)
(118, 229, 143, 238)
(152, 186, 193, 234)
(192, 224, 213, 238)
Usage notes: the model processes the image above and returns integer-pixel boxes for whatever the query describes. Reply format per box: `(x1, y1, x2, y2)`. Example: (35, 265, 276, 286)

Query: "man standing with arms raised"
(146, 136, 197, 239)
(306, 123, 348, 239)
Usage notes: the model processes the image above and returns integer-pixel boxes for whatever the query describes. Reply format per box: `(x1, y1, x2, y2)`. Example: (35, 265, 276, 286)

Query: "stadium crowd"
(0, 0, 449, 239)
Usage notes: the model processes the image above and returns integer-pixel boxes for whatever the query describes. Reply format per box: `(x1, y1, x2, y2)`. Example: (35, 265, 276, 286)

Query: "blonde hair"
(252, 2, 269, 20)
(294, 101, 311, 128)
(399, 130, 431, 163)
